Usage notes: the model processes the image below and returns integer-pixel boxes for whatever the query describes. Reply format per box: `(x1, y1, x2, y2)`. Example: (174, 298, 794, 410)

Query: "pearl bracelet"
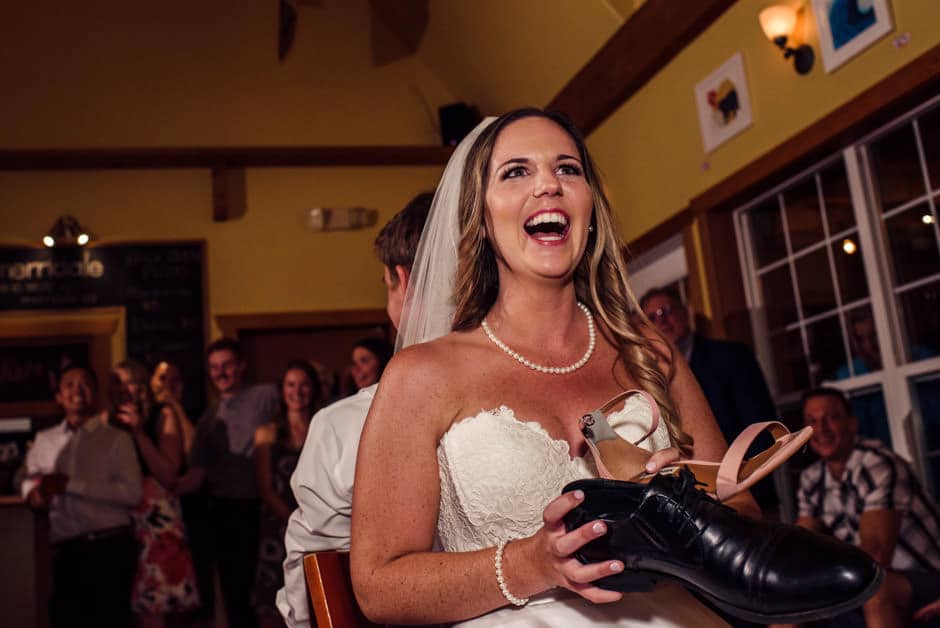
(495, 539, 529, 607)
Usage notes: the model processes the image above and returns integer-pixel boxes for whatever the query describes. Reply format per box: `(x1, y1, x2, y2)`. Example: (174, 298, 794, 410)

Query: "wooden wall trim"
(548, 0, 735, 135)
(689, 41, 940, 216)
(0, 145, 454, 171)
(216, 309, 389, 338)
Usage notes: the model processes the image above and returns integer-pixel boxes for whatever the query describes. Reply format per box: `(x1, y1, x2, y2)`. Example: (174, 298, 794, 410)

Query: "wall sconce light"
(42, 215, 93, 248)
(305, 207, 378, 232)
(759, 5, 814, 75)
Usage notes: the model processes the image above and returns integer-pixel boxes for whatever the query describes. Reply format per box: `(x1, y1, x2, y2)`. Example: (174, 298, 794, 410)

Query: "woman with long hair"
(251, 360, 321, 627)
(111, 360, 199, 627)
(348, 110, 741, 626)
(149, 360, 197, 455)
(348, 110, 875, 627)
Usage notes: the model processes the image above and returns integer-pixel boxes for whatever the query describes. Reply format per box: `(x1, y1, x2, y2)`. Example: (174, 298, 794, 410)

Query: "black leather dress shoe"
(563, 470, 882, 624)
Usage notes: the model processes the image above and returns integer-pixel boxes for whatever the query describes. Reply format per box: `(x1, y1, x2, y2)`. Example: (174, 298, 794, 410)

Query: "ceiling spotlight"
(842, 238, 857, 255)
(43, 215, 93, 248)
(923, 214, 936, 225)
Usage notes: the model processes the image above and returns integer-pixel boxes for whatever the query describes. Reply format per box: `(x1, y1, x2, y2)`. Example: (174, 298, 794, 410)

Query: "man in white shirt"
(22, 364, 142, 628)
(277, 192, 433, 627)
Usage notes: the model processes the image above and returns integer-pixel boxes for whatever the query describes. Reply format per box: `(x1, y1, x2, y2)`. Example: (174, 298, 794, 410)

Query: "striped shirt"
(798, 438, 940, 571)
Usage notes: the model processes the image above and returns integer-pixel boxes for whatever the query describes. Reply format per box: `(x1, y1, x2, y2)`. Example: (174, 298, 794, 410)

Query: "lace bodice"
(436, 393, 671, 553)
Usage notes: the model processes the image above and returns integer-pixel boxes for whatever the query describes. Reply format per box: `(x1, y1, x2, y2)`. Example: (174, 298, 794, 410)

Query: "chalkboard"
(0, 242, 206, 413)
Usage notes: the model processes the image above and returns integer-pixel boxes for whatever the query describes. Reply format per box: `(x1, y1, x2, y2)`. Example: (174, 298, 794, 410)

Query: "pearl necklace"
(481, 302, 596, 374)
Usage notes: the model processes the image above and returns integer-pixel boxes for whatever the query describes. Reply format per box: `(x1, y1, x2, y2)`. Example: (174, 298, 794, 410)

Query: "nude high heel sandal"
(580, 390, 813, 502)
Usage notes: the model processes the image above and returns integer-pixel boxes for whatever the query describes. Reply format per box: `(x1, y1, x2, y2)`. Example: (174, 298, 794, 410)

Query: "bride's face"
(483, 116, 592, 282)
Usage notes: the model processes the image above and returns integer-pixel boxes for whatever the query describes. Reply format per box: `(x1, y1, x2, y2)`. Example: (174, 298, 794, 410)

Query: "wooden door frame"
(0, 307, 125, 418)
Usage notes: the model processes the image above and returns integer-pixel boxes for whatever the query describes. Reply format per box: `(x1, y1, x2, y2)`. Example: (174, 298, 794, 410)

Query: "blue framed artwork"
(812, 0, 894, 73)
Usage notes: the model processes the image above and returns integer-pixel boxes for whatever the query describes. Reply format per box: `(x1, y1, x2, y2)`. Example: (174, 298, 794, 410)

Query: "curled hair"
(451, 108, 692, 454)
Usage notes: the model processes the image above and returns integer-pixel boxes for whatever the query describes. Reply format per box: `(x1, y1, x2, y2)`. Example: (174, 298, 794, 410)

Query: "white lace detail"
(436, 395, 671, 553)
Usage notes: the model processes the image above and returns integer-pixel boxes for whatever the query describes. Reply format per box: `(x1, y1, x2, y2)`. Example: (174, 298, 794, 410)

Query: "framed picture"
(694, 52, 753, 153)
(812, 0, 894, 73)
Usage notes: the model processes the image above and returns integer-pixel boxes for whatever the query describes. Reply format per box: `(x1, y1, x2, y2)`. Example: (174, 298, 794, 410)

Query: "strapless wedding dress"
(436, 395, 728, 627)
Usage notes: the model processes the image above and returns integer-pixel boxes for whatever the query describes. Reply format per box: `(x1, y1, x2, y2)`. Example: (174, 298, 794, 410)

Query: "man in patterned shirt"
(790, 387, 940, 628)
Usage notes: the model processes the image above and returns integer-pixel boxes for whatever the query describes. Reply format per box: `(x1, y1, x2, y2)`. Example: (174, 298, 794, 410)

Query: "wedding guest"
(22, 364, 142, 628)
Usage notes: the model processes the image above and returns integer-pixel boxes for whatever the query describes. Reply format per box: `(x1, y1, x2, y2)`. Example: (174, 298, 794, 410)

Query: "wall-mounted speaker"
(439, 103, 481, 147)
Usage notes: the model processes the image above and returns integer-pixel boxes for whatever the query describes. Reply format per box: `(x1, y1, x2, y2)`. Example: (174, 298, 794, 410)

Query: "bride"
(350, 109, 758, 626)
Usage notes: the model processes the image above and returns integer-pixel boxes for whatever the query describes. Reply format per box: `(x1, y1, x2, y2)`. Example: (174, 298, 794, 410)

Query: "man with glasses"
(640, 286, 777, 507)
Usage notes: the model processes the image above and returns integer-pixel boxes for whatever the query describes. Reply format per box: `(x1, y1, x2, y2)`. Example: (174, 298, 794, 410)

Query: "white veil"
(395, 117, 496, 352)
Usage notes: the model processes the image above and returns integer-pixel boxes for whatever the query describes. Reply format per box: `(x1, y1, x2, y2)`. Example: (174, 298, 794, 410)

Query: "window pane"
(913, 375, 940, 499)
(821, 160, 856, 234)
(883, 203, 940, 286)
(929, 456, 940, 501)
(847, 387, 892, 448)
(749, 198, 788, 267)
(913, 375, 940, 452)
(841, 305, 881, 377)
(920, 105, 940, 191)
(771, 329, 808, 394)
(869, 124, 925, 211)
(759, 265, 797, 330)
(896, 279, 940, 363)
(794, 247, 836, 317)
(784, 178, 823, 252)
(806, 315, 846, 384)
(831, 232, 869, 304)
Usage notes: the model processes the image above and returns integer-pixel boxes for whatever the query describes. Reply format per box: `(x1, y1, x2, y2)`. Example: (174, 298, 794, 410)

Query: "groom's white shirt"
(276, 383, 377, 627)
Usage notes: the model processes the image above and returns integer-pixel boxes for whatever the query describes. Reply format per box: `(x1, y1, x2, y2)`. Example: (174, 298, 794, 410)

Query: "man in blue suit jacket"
(640, 286, 778, 507)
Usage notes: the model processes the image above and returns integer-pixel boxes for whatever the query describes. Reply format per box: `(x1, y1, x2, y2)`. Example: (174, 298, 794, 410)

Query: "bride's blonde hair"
(451, 108, 693, 454)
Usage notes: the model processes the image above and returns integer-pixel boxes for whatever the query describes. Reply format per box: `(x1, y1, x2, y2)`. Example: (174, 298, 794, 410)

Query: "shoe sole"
(597, 564, 884, 624)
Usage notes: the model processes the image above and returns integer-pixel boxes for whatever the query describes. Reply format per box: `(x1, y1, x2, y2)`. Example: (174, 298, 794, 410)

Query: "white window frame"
(733, 91, 940, 494)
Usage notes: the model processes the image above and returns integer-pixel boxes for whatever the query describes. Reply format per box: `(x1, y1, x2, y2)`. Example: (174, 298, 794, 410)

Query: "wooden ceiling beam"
(548, 0, 736, 135)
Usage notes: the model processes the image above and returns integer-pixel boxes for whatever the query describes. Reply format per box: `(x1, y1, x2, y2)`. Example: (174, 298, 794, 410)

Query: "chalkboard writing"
(0, 243, 206, 413)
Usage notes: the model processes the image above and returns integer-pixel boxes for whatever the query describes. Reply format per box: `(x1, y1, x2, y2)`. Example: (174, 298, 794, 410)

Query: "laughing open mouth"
(524, 211, 569, 241)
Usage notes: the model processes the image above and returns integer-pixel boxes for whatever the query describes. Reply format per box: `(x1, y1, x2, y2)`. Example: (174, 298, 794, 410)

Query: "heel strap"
(715, 421, 789, 500)
(580, 389, 661, 480)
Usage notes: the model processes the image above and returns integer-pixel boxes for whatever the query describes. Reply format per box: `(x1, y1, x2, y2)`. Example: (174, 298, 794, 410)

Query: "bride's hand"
(531, 489, 625, 604)
(643, 446, 681, 474)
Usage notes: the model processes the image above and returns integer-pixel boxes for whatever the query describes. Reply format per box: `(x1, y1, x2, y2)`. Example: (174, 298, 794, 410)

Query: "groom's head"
(374, 192, 434, 329)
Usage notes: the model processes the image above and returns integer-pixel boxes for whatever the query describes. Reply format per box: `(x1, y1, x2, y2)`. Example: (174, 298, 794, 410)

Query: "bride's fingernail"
(592, 522, 605, 534)
(645, 461, 656, 472)
(573, 490, 584, 500)
(610, 562, 623, 572)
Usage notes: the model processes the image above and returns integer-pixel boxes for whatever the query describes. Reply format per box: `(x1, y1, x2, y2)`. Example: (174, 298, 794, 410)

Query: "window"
(735, 93, 940, 498)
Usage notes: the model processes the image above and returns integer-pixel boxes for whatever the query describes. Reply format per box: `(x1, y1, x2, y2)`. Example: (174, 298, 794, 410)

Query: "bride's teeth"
(525, 212, 568, 227)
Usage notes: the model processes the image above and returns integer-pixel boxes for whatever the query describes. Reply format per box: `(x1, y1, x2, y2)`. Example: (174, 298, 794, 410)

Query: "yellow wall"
(0, 0, 454, 336)
(589, 0, 940, 240)
(0, 167, 445, 336)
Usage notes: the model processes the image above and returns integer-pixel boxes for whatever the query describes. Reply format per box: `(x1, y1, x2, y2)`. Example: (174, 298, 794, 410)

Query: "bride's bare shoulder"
(380, 330, 479, 387)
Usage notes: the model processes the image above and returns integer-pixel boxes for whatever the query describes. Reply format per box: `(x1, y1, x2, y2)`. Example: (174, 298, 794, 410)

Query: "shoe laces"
(659, 469, 725, 548)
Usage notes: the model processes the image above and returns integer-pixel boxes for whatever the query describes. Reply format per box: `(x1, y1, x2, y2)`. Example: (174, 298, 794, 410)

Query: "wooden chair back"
(303, 551, 384, 628)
